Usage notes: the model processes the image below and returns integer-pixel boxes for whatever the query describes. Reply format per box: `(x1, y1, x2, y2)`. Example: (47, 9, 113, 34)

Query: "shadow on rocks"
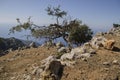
(49, 61, 64, 80)
(112, 47, 120, 52)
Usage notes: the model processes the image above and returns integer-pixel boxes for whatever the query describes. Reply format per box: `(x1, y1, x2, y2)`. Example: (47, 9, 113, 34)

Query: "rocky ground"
(0, 27, 120, 80)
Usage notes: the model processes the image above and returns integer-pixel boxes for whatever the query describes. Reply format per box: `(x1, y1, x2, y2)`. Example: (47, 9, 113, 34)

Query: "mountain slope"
(0, 29, 120, 80)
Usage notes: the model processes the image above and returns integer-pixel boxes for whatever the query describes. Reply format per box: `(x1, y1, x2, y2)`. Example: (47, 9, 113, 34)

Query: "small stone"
(103, 62, 110, 67)
(10, 77, 16, 80)
(8, 48, 13, 52)
(23, 74, 31, 80)
(32, 67, 38, 75)
(80, 53, 91, 58)
(104, 68, 109, 71)
(60, 52, 75, 61)
(32, 67, 43, 76)
(112, 60, 119, 65)
(81, 58, 87, 61)
(56, 42, 64, 49)
(58, 47, 67, 53)
(103, 62, 109, 65)
(25, 75, 31, 80)
(29, 42, 37, 48)
(89, 49, 96, 54)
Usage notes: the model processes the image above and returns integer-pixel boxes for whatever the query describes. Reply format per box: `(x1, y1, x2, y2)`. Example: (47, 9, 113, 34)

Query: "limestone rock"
(108, 26, 120, 36)
(23, 74, 31, 80)
(91, 36, 107, 49)
(96, 32, 104, 36)
(104, 39, 115, 50)
(41, 43, 47, 47)
(60, 43, 96, 61)
(103, 62, 111, 67)
(57, 47, 67, 53)
(90, 36, 115, 50)
(56, 42, 64, 49)
(77, 53, 92, 59)
(40, 61, 63, 80)
(61, 60, 76, 67)
(41, 56, 56, 65)
(31, 67, 43, 76)
(61, 52, 74, 61)
(112, 60, 119, 65)
(71, 47, 85, 54)
(82, 42, 96, 54)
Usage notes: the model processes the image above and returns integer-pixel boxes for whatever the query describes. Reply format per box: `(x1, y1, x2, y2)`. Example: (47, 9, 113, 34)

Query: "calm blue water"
(0, 23, 110, 44)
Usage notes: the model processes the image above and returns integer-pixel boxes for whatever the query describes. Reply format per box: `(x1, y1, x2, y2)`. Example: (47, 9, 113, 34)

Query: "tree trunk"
(63, 34, 73, 48)
(56, 17, 59, 25)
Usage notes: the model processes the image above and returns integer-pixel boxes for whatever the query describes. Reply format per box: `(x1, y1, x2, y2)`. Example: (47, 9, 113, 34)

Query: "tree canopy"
(9, 6, 93, 46)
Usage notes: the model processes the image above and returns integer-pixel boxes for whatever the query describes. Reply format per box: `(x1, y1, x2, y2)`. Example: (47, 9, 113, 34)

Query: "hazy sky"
(0, 0, 120, 32)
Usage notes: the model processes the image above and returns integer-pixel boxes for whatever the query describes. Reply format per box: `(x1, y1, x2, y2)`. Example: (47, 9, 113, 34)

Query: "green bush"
(69, 24, 93, 46)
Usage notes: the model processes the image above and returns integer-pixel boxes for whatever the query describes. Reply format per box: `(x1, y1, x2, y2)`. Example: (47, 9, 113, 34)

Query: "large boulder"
(90, 36, 107, 49)
(90, 36, 115, 50)
(104, 39, 115, 50)
(60, 42, 96, 62)
(48, 61, 63, 80)
(39, 56, 63, 80)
